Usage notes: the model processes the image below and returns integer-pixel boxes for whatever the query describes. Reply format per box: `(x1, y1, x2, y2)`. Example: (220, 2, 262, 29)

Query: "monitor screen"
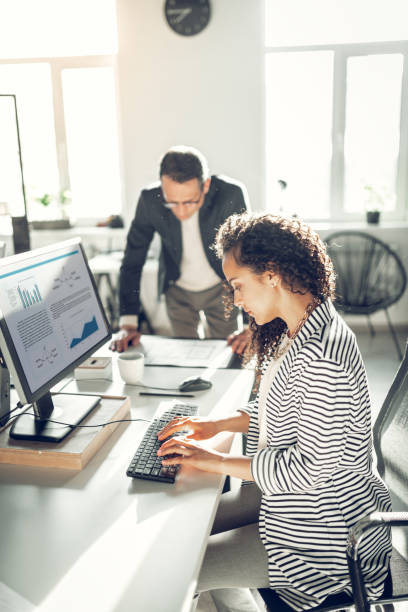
(0, 238, 111, 442)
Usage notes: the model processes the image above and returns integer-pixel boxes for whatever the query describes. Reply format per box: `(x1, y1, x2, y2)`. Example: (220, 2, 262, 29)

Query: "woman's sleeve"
(239, 393, 261, 460)
(251, 359, 356, 495)
(238, 396, 258, 417)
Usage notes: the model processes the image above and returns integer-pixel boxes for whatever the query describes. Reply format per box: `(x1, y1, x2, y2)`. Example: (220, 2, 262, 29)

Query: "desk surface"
(0, 347, 253, 612)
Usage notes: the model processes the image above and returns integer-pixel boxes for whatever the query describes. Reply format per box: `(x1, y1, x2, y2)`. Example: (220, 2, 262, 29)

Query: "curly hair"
(214, 213, 336, 372)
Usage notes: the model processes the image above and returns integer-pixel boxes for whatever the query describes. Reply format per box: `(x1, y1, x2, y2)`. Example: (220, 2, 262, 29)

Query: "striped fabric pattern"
(242, 300, 392, 610)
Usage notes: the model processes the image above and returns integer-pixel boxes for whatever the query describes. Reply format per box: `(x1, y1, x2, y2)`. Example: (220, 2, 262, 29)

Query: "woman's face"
(222, 251, 280, 326)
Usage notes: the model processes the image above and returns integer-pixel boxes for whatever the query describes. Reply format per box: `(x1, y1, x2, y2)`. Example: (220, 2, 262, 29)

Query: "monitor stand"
(9, 391, 101, 443)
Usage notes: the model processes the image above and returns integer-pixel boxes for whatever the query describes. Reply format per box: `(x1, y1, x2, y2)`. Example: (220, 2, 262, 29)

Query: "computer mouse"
(178, 376, 212, 392)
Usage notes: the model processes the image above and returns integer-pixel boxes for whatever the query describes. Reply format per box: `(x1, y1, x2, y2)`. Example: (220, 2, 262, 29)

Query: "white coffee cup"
(117, 351, 144, 385)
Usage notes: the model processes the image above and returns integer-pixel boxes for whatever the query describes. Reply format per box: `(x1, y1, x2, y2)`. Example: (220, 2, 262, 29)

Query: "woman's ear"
(264, 271, 279, 288)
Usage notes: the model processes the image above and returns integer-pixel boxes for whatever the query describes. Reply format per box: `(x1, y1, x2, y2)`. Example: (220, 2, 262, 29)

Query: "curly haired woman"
(158, 213, 392, 611)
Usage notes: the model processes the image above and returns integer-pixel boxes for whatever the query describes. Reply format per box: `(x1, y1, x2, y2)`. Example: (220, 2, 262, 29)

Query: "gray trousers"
(196, 483, 269, 612)
(165, 282, 238, 339)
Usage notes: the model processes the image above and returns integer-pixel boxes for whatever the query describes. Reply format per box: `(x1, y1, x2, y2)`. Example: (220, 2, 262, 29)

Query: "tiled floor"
(196, 325, 408, 612)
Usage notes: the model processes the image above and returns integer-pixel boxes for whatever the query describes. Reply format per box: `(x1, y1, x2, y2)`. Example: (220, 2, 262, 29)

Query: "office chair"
(325, 231, 407, 360)
(259, 342, 408, 612)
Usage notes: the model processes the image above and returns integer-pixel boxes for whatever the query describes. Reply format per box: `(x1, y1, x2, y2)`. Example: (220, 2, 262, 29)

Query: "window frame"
(265, 40, 408, 222)
(0, 54, 123, 224)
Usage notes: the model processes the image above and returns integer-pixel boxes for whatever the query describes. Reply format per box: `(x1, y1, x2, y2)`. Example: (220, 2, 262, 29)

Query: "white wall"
(116, 0, 264, 223)
(114, 0, 408, 330)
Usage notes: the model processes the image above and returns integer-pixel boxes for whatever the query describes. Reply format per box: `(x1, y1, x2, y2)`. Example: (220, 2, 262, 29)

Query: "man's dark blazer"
(119, 175, 249, 316)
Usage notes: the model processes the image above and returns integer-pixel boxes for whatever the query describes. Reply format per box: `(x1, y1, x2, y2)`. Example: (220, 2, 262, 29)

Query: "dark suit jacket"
(119, 175, 249, 316)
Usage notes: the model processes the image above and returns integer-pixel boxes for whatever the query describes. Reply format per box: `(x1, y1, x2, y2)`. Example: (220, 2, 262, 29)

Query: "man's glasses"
(162, 193, 203, 209)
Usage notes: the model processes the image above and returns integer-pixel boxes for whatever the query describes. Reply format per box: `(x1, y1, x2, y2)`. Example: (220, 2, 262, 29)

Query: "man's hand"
(109, 326, 141, 352)
(227, 328, 251, 355)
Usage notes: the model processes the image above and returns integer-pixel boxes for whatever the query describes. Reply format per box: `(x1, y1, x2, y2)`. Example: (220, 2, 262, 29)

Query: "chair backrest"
(373, 340, 408, 559)
(325, 231, 407, 315)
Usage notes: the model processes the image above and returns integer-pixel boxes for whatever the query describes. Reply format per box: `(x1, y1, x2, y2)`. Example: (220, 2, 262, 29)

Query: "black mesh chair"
(259, 341, 408, 612)
(325, 231, 407, 360)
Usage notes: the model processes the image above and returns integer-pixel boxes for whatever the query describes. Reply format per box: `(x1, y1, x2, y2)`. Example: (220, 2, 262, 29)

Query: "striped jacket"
(243, 300, 392, 610)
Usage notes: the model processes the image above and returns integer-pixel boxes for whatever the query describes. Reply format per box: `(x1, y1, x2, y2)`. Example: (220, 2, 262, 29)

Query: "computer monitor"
(11, 215, 31, 254)
(0, 238, 111, 442)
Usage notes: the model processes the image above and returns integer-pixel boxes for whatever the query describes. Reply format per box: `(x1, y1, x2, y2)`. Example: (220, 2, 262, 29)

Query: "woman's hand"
(157, 436, 224, 474)
(157, 416, 218, 442)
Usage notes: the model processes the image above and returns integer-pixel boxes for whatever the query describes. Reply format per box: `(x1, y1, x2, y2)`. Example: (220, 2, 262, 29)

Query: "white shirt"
(120, 211, 221, 328)
(175, 211, 220, 292)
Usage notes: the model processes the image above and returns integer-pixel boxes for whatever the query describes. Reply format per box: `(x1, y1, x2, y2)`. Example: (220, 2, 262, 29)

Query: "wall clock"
(164, 0, 211, 37)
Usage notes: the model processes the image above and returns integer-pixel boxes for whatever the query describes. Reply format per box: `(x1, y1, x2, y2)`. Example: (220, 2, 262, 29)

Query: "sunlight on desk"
(0, 344, 254, 612)
(38, 502, 172, 612)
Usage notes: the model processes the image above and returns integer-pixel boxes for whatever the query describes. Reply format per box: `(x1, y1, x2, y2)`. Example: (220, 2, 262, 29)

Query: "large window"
(265, 1, 408, 221)
(0, 0, 122, 222)
(343, 54, 402, 216)
(266, 51, 333, 219)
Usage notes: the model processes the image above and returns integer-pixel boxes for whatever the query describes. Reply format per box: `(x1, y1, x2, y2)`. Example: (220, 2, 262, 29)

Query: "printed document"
(140, 336, 233, 368)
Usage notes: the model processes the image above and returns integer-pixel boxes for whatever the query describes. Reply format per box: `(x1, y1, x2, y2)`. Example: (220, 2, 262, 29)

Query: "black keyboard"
(126, 402, 198, 483)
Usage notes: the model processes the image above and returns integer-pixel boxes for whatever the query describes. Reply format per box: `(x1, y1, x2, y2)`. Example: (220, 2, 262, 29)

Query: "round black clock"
(164, 0, 211, 37)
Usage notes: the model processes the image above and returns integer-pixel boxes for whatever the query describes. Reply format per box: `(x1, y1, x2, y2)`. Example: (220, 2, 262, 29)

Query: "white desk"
(0, 346, 253, 612)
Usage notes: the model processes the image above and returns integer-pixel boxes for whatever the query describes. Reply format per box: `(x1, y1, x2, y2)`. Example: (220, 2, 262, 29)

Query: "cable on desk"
(133, 383, 182, 391)
(0, 402, 24, 431)
(3, 410, 151, 430)
(1, 396, 152, 431)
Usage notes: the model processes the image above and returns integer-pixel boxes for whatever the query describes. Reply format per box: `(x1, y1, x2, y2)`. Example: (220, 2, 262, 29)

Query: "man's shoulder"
(140, 180, 162, 199)
(208, 175, 249, 211)
(210, 174, 246, 194)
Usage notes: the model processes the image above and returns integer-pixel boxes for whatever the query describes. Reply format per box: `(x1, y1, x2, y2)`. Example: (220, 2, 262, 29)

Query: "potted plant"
(363, 184, 386, 225)
(32, 189, 72, 229)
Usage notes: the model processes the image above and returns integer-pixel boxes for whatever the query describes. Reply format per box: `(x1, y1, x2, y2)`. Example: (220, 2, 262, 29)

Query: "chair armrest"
(348, 512, 408, 559)
(346, 512, 408, 612)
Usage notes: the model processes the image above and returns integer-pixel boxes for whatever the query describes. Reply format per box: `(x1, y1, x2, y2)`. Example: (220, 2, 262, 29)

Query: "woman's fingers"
(157, 417, 190, 440)
(163, 446, 193, 460)
(158, 440, 196, 465)
(158, 435, 197, 454)
(159, 441, 222, 473)
(157, 437, 180, 453)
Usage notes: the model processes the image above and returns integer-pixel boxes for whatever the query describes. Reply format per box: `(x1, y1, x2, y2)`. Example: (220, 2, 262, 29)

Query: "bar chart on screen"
(17, 278, 42, 309)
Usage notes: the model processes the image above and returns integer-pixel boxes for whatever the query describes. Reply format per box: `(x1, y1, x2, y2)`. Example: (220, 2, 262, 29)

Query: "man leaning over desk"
(110, 145, 250, 354)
